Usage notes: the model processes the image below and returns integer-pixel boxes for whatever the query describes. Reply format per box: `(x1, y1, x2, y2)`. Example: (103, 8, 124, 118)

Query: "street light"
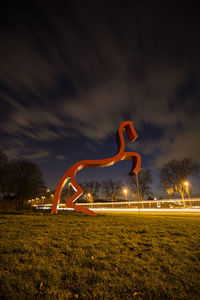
(184, 181, 189, 188)
(123, 188, 128, 207)
(85, 193, 93, 205)
(184, 181, 191, 208)
(41, 196, 45, 204)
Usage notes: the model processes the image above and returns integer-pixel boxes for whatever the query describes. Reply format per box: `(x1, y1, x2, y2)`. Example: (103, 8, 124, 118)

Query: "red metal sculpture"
(51, 121, 141, 216)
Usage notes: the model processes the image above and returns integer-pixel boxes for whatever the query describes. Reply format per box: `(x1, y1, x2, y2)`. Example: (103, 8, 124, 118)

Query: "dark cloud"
(0, 2, 200, 188)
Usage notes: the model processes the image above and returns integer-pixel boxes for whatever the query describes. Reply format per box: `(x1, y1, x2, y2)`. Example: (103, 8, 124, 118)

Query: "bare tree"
(0, 154, 46, 203)
(126, 168, 153, 200)
(11, 160, 46, 203)
(159, 158, 200, 206)
(102, 179, 122, 201)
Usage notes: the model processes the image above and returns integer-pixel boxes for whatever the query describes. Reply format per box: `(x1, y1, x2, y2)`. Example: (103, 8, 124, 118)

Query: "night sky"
(0, 2, 200, 193)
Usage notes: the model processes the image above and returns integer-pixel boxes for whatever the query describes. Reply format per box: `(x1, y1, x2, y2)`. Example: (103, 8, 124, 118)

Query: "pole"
(187, 187, 191, 208)
(136, 173, 140, 212)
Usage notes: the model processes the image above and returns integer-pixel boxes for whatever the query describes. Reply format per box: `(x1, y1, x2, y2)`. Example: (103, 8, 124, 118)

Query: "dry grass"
(0, 210, 200, 299)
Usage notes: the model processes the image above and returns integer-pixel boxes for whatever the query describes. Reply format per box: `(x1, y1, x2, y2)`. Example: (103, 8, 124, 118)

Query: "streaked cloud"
(56, 155, 68, 161)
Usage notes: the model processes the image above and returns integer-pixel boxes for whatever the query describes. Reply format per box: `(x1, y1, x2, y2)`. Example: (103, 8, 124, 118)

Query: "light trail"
(32, 198, 200, 207)
(32, 198, 200, 213)
(91, 208, 200, 212)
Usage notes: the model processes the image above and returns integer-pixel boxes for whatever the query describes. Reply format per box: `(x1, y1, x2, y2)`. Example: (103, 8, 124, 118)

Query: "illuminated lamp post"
(50, 194, 54, 202)
(86, 193, 93, 207)
(184, 181, 191, 208)
(41, 196, 45, 204)
(123, 188, 128, 207)
(87, 193, 91, 202)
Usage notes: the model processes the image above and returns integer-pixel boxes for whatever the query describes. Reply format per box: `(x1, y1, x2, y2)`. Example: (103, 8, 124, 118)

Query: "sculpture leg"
(68, 201, 97, 216)
(51, 176, 69, 214)
(66, 186, 97, 216)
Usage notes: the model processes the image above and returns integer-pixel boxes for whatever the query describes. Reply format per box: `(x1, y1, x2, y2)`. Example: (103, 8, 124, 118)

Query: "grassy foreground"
(0, 211, 200, 299)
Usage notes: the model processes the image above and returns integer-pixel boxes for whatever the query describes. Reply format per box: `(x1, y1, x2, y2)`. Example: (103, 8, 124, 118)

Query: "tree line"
(75, 169, 153, 203)
(0, 152, 46, 203)
(0, 151, 199, 204)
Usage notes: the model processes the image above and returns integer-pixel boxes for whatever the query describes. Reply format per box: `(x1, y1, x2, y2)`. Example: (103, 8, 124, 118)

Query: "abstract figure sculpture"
(51, 121, 141, 216)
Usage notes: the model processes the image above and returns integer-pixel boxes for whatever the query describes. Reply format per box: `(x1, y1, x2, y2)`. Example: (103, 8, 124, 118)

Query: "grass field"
(0, 211, 200, 299)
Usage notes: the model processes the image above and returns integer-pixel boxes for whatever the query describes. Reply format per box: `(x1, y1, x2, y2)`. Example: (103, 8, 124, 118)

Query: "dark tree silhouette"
(12, 160, 46, 203)
(1, 153, 46, 203)
(126, 168, 153, 200)
(102, 179, 122, 201)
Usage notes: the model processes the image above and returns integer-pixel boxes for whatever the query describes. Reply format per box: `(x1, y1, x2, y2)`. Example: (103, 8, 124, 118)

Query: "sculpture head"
(124, 121, 138, 143)
(116, 121, 138, 153)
